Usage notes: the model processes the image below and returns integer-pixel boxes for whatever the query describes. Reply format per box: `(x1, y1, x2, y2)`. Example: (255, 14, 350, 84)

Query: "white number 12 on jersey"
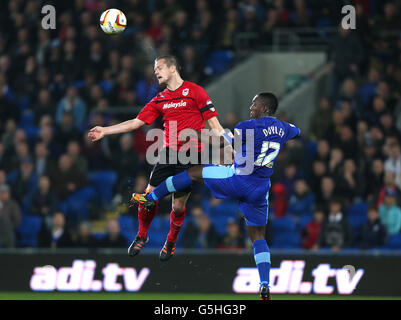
(254, 141, 280, 168)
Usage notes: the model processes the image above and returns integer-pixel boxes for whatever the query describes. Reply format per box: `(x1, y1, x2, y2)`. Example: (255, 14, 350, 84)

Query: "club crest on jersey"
(182, 88, 189, 96)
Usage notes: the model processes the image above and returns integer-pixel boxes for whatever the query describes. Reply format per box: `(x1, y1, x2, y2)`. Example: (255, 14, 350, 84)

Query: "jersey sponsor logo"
(182, 88, 189, 96)
(162, 100, 187, 109)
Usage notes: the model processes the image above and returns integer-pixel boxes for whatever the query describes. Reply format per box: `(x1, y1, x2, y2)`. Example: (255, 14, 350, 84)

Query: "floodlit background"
(1, 0, 401, 299)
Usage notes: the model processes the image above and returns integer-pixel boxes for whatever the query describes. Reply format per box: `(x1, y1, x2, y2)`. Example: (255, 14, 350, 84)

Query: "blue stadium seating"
(347, 215, 366, 235)
(147, 216, 170, 248)
(349, 202, 369, 217)
(88, 171, 118, 205)
(271, 216, 297, 232)
(205, 50, 234, 76)
(304, 141, 317, 165)
(271, 232, 301, 249)
(59, 187, 96, 223)
(383, 234, 401, 249)
(298, 215, 313, 229)
(16, 216, 42, 247)
(118, 215, 138, 245)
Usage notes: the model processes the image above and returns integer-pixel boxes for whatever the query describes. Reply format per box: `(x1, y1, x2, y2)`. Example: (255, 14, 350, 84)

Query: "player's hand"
(88, 126, 106, 142)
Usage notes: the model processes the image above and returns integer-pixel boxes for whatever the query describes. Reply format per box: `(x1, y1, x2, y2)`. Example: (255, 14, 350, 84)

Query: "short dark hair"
(155, 55, 181, 73)
(257, 92, 278, 115)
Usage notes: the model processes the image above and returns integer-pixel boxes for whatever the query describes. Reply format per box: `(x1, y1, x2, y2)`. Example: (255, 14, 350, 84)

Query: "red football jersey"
(136, 81, 218, 151)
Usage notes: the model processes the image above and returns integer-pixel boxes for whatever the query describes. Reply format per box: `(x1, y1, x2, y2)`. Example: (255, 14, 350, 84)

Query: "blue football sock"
(146, 170, 193, 201)
(252, 239, 271, 288)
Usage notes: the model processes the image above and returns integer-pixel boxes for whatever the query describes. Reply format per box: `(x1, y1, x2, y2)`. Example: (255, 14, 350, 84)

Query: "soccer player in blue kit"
(130, 92, 301, 300)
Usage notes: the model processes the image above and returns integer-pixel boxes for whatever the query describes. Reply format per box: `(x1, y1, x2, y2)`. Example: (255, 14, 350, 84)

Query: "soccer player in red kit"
(88, 55, 225, 261)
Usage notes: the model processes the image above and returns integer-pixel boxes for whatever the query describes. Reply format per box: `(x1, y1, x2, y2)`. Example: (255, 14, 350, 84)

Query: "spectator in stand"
(328, 147, 343, 176)
(74, 221, 99, 249)
(316, 198, 352, 252)
(313, 139, 330, 165)
(33, 89, 55, 126)
(309, 96, 333, 141)
(27, 176, 58, 224)
(358, 67, 380, 110)
(135, 64, 159, 105)
(329, 25, 364, 98)
(316, 176, 336, 207)
(309, 160, 327, 196)
(379, 189, 401, 236)
(48, 154, 87, 201)
(0, 184, 21, 248)
(98, 219, 127, 248)
(38, 211, 74, 249)
(218, 217, 245, 249)
(220, 8, 239, 49)
(271, 183, 288, 218)
(301, 206, 325, 250)
(181, 207, 220, 249)
(335, 159, 362, 205)
(112, 133, 139, 196)
(55, 111, 82, 149)
(287, 179, 315, 218)
(56, 86, 87, 130)
(384, 143, 401, 190)
(34, 141, 55, 177)
(353, 205, 387, 249)
(6, 141, 31, 173)
(66, 140, 88, 175)
(365, 158, 385, 203)
(7, 157, 38, 207)
(37, 125, 62, 161)
(377, 171, 401, 207)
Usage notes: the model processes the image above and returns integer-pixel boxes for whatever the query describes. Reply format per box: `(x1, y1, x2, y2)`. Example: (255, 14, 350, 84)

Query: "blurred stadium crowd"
(1, 0, 401, 251)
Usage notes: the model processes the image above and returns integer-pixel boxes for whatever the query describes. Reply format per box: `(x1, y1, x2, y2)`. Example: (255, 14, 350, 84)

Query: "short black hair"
(155, 55, 181, 73)
(257, 92, 278, 115)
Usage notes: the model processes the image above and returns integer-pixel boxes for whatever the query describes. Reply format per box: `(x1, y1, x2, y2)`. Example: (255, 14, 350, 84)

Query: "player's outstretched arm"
(88, 118, 146, 142)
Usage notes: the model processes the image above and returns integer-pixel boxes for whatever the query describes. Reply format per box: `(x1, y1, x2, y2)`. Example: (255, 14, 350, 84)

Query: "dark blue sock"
(146, 170, 193, 201)
(252, 239, 271, 288)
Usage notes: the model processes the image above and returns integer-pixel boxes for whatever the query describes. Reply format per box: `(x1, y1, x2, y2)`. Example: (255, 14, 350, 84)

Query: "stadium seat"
(304, 141, 317, 165)
(208, 200, 239, 220)
(204, 50, 235, 76)
(211, 216, 232, 236)
(271, 216, 297, 233)
(60, 187, 96, 223)
(383, 234, 401, 249)
(88, 171, 118, 205)
(147, 216, 170, 248)
(16, 216, 42, 248)
(19, 111, 34, 128)
(118, 215, 138, 245)
(349, 202, 369, 217)
(347, 215, 366, 235)
(271, 232, 301, 249)
(298, 215, 313, 229)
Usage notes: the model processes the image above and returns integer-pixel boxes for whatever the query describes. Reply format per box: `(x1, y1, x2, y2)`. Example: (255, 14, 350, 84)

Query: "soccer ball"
(99, 9, 127, 35)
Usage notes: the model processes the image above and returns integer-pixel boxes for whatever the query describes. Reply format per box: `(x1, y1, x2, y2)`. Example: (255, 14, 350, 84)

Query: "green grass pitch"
(0, 292, 400, 300)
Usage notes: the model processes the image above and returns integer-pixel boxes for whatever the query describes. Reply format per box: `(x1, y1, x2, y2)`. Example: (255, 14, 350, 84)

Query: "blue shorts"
(202, 165, 270, 226)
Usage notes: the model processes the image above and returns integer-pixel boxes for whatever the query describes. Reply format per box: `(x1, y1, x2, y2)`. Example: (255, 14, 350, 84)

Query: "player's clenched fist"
(88, 126, 106, 141)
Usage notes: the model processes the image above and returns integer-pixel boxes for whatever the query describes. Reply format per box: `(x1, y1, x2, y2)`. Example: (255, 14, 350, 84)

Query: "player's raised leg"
(159, 191, 190, 261)
(128, 185, 158, 257)
(131, 166, 204, 206)
(248, 225, 271, 301)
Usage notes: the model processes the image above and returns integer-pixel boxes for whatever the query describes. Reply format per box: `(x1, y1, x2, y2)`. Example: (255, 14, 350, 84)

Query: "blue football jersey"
(233, 116, 300, 178)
